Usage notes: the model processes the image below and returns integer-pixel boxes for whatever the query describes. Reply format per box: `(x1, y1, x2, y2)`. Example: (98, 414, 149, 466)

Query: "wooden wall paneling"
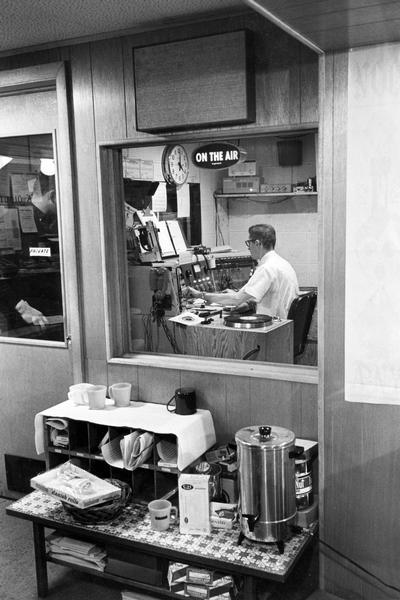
(123, 12, 319, 139)
(69, 43, 107, 367)
(250, 378, 301, 433)
(124, 13, 255, 139)
(300, 45, 319, 124)
(107, 362, 139, 400)
(99, 147, 130, 358)
(86, 358, 108, 387)
(318, 49, 347, 595)
(90, 38, 126, 141)
(180, 371, 227, 442)
(320, 48, 400, 599)
(298, 382, 318, 440)
(137, 366, 181, 405)
(225, 375, 251, 440)
(255, 24, 298, 127)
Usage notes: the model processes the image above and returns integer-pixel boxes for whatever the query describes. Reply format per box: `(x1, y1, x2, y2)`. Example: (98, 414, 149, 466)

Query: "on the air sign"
(192, 142, 242, 170)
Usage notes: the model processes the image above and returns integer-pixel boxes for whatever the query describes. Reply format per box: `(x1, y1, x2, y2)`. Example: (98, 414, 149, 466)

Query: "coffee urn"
(235, 425, 297, 553)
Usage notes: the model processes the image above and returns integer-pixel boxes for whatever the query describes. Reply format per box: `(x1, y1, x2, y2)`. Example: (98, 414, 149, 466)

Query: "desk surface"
(7, 491, 315, 583)
(172, 315, 294, 363)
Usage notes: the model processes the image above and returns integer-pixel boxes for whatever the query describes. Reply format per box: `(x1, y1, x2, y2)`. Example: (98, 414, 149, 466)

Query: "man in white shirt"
(184, 224, 299, 318)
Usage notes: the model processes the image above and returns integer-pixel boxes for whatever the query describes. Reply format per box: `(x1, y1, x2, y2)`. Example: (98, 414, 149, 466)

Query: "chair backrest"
(287, 291, 317, 358)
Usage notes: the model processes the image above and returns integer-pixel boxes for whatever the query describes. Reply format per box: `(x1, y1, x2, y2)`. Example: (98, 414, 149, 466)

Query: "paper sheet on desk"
(34, 400, 216, 471)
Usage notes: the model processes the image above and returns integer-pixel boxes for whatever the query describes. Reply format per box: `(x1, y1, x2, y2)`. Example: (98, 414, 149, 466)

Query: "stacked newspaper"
(46, 533, 107, 571)
(101, 430, 153, 471)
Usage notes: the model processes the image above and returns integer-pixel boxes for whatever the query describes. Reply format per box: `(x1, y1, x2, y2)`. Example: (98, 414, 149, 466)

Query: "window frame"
(98, 127, 319, 386)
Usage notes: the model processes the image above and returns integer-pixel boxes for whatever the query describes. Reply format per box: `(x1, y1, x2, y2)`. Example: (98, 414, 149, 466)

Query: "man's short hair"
(248, 224, 276, 249)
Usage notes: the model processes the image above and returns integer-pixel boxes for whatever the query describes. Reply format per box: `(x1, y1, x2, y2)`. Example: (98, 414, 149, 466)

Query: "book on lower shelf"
(30, 461, 122, 508)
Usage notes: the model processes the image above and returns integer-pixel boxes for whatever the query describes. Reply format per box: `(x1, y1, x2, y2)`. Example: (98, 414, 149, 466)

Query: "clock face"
(162, 144, 189, 186)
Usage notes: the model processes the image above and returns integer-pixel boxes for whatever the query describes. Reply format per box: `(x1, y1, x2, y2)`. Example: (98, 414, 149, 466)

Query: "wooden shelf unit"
(215, 192, 318, 202)
(44, 417, 182, 505)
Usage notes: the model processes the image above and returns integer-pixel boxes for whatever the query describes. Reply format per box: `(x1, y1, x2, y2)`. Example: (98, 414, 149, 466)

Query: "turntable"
(223, 314, 272, 329)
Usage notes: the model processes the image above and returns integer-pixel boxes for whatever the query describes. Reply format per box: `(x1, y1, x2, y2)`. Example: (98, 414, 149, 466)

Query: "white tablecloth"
(35, 400, 216, 471)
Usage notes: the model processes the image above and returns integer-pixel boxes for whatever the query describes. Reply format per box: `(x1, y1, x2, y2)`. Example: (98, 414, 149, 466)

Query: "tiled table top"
(7, 491, 315, 581)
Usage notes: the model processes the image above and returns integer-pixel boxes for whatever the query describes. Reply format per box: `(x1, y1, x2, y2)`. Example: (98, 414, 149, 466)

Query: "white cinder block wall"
(216, 134, 318, 288)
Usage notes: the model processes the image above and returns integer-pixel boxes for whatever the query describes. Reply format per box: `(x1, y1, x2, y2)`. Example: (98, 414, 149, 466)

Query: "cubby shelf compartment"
(44, 418, 183, 505)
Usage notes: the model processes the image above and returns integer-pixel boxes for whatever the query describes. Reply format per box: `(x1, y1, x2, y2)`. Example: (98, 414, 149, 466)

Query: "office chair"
(287, 291, 317, 360)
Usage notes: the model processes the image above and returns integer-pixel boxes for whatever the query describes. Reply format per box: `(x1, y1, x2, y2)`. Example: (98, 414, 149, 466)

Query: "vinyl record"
(224, 313, 272, 329)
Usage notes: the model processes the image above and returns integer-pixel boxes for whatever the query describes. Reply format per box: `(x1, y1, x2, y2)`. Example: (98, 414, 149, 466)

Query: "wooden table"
(172, 315, 294, 363)
(6, 491, 316, 599)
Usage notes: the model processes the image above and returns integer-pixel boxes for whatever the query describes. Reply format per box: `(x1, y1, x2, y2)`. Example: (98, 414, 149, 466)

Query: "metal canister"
(235, 425, 297, 544)
(194, 461, 222, 501)
(295, 457, 313, 509)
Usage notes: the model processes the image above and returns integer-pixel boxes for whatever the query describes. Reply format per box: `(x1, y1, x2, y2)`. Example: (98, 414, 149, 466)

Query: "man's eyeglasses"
(245, 239, 256, 248)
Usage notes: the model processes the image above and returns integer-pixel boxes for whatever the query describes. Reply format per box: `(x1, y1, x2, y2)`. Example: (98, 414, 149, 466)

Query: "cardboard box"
(186, 566, 214, 585)
(168, 562, 188, 586)
(221, 473, 238, 504)
(210, 502, 237, 531)
(178, 473, 210, 535)
(184, 575, 233, 599)
(30, 461, 121, 509)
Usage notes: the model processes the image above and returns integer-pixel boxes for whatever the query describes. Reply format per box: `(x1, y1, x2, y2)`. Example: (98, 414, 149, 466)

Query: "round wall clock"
(161, 144, 189, 186)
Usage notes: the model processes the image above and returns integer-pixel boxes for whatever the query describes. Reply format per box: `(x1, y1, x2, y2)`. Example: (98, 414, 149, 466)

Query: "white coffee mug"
(87, 385, 107, 410)
(148, 499, 178, 532)
(109, 382, 132, 407)
(68, 383, 95, 405)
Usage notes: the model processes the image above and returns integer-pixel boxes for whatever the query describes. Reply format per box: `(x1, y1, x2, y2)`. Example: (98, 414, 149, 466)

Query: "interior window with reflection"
(123, 134, 318, 366)
(0, 134, 64, 341)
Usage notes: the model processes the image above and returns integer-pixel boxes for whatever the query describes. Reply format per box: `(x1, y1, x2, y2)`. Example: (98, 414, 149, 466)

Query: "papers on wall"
(157, 221, 176, 257)
(167, 220, 187, 253)
(177, 183, 190, 218)
(122, 155, 154, 181)
(10, 173, 37, 201)
(151, 181, 167, 212)
(0, 207, 22, 250)
(140, 160, 154, 180)
(18, 205, 38, 233)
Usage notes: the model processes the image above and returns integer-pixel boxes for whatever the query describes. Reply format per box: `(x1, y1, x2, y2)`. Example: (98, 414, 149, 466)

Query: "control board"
(179, 258, 215, 292)
(213, 253, 254, 291)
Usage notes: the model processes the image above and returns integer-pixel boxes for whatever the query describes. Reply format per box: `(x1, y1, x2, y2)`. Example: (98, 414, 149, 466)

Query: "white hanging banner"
(345, 45, 400, 404)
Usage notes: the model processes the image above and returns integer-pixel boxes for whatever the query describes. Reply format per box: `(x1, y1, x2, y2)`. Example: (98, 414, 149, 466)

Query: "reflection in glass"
(122, 134, 318, 366)
(0, 134, 64, 341)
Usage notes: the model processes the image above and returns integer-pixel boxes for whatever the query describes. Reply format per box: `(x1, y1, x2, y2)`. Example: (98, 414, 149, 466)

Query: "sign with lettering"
(192, 142, 243, 170)
(30, 247, 51, 257)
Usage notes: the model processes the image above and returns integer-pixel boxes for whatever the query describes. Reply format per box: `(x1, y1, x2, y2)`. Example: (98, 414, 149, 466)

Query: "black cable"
(319, 538, 400, 594)
(160, 317, 181, 354)
(242, 345, 260, 361)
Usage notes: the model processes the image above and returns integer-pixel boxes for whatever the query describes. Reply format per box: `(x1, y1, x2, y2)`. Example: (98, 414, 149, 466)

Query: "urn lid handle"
(259, 426, 272, 440)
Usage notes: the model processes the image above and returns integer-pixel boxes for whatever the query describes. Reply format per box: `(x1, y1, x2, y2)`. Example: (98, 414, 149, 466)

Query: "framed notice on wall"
(133, 30, 255, 132)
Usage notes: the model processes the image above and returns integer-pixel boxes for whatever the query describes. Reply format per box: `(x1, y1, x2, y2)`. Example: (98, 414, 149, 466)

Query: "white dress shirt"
(242, 250, 299, 318)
